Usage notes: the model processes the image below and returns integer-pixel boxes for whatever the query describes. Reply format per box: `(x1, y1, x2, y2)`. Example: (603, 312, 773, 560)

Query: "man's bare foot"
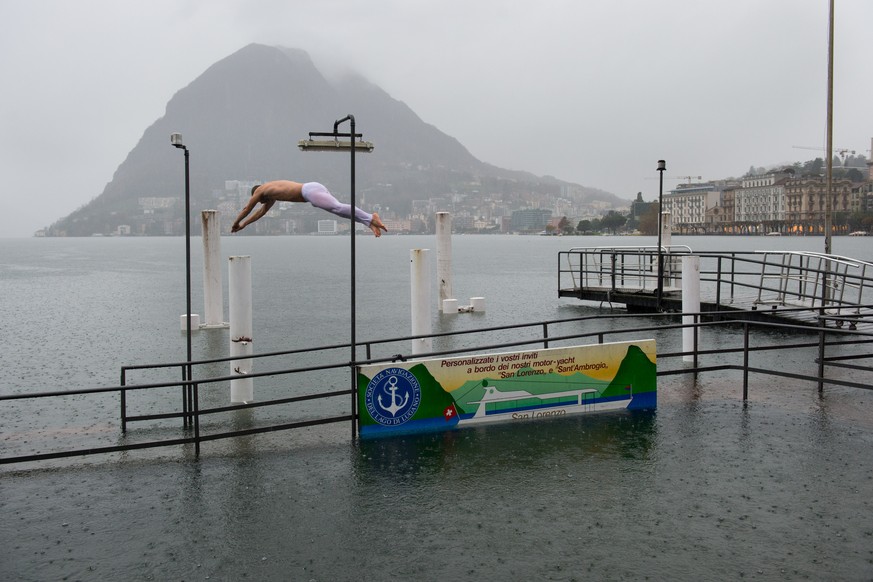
(369, 213, 387, 237)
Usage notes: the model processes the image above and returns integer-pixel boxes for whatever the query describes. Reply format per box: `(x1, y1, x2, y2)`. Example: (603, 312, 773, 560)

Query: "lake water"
(2, 234, 872, 580)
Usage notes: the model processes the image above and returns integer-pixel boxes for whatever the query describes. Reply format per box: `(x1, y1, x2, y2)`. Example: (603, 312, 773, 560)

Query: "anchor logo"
(364, 367, 422, 427)
(378, 375, 409, 417)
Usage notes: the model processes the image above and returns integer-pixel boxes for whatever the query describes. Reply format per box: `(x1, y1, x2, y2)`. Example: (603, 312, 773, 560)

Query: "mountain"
(602, 344, 656, 398)
(48, 44, 624, 236)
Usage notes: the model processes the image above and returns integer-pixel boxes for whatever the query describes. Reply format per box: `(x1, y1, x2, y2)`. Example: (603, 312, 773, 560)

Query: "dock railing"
(3, 307, 873, 466)
(559, 247, 873, 324)
(560, 245, 693, 294)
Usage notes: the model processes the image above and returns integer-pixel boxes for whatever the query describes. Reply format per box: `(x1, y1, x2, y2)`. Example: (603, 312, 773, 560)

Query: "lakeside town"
(39, 142, 873, 238)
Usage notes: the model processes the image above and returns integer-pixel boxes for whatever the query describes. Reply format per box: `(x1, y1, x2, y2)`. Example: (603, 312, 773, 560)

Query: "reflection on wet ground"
(3, 379, 872, 581)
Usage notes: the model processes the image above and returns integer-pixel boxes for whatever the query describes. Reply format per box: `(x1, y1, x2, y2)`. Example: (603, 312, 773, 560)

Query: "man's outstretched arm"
(232, 198, 275, 232)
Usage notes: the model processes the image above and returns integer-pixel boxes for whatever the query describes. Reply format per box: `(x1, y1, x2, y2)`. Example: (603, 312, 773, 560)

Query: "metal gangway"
(558, 246, 873, 328)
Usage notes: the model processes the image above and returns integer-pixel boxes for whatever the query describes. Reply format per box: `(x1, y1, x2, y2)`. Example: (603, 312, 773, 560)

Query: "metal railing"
(559, 248, 873, 321)
(2, 309, 873, 465)
(560, 245, 693, 293)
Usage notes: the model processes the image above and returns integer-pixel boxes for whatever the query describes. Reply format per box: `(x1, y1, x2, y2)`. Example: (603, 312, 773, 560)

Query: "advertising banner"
(357, 340, 656, 438)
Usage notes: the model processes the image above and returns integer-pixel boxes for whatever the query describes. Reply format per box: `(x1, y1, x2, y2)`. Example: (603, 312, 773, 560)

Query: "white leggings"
(301, 182, 373, 226)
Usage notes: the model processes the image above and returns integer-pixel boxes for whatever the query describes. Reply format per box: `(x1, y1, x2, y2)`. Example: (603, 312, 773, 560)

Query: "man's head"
(251, 184, 261, 197)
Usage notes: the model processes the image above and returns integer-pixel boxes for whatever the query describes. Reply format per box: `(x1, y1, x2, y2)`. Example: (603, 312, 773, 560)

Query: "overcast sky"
(1, 0, 871, 237)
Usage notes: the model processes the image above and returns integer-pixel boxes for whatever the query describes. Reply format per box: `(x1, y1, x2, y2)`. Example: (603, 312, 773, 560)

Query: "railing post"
(756, 252, 768, 304)
(182, 365, 190, 428)
(693, 314, 699, 371)
(800, 255, 809, 300)
(743, 322, 750, 401)
(610, 252, 617, 292)
(193, 379, 200, 456)
(597, 251, 604, 288)
(818, 320, 826, 394)
(619, 252, 625, 287)
(730, 253, 737, 303)
(542, 323, 549, 349)
(715, 256, 722, 310)
(120, 367, 127, 433)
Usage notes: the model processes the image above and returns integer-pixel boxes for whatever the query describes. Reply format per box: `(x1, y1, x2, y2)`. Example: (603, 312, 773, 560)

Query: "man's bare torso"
(256, 180, 306, 203)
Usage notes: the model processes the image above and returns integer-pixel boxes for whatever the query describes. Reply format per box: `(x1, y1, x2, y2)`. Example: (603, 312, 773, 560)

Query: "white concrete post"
(229, 255, 253, 402)
(436, 212, 453, 311)
(410, 249, 433, 355)
(201, 210, 224, 327)
(682, 255, 701, 363)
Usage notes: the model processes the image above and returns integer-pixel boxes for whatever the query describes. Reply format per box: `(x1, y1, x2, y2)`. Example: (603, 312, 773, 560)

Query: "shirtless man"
(231, 180, 388, 237)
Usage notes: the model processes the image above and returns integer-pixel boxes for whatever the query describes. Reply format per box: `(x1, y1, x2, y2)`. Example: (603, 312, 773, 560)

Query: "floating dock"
(558, 246, 873, 329)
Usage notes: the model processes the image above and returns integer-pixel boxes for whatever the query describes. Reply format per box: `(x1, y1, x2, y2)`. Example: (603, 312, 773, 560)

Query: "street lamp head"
(657, 160, 666, 172)
(170, 133, 185, 148)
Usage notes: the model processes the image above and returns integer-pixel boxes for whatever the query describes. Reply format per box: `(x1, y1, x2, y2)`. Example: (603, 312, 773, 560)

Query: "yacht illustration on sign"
(458, 379, 632, 425)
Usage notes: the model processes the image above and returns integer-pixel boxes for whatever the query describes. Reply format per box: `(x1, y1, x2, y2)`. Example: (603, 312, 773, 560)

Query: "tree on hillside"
(843, 154, 868, 169)
(844, 168, 864, 182)
(800, 157, 825, 175)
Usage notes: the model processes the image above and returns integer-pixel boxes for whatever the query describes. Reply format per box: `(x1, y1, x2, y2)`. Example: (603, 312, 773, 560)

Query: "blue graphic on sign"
(365, 367, 422, 426)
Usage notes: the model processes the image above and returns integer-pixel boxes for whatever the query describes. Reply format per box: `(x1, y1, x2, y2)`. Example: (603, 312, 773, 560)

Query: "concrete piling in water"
(434, 212, 484, 315)
(682, 255, 701, 362)
(436, 212, 453, 311)
(201, 210, 225, 328)
(410, 249, 433, 355)
(229, 255, 253, 403)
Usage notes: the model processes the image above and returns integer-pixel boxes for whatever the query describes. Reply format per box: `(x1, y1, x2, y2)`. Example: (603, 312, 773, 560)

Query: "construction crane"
(792, 145, 855, 158)
(644, 175, 703, 185)
(672, 175, 703, 185)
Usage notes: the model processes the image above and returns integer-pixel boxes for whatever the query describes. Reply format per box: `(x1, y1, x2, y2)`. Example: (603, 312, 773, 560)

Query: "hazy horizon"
(2, 0, 871, 237)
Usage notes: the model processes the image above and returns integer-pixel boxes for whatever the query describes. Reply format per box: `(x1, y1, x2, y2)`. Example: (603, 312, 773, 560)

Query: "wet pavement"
(3, 379, 872, 581)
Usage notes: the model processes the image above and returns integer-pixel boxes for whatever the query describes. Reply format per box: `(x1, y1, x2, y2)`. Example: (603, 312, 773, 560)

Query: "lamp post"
(822, 0, 834, 315)
(170, 133, 195, 438)
(298, 116, 374, 438)
(656, 159, 666, 310)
